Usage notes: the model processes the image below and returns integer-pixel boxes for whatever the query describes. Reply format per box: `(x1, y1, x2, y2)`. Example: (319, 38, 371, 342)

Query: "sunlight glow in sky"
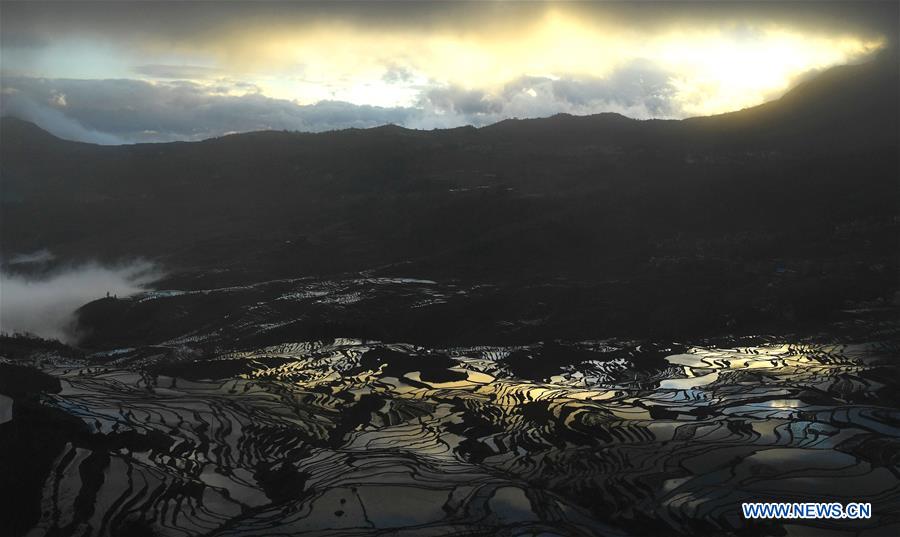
(51, 11, 881, 112)
(0, 1, 891, 143)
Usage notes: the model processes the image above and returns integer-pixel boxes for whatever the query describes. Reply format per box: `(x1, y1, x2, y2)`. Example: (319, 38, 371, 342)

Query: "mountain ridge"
(2, 52, 897, 149)
(1, 52, 897, 342)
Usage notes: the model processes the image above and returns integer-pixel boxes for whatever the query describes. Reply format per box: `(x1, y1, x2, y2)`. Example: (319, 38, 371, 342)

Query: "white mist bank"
(0, 260, 161, 342)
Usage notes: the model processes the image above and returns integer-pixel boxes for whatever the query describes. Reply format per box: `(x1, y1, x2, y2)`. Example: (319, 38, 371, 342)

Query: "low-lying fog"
(0, 257, 161, 343)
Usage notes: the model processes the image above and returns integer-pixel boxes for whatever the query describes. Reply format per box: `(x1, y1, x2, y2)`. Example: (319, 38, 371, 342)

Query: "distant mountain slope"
(1, 55, 897, 340)
(685, 53, 899, 152)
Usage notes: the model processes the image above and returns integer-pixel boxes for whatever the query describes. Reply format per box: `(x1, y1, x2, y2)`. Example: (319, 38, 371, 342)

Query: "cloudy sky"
(0, 1, 895, 144)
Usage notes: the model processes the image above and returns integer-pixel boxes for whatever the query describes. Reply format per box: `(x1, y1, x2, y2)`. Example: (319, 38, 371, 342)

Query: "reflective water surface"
(11, 329, 900, 536)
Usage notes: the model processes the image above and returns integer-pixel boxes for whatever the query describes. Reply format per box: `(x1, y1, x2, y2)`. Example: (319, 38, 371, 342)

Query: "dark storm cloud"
(0, 77, 421, 143)
(0, 1, 508, 51)
(515, 60, 678, 117)
(420, 60, 680, 122)
(1, 0, 893, 144)
(2, 1, 895, 49)
(0, 86, 123, 144)
(423, 87, 504, 116)
(1, 57, 688, 143)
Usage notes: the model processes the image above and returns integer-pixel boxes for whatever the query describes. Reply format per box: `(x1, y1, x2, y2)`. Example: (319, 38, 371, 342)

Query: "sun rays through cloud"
(0, 1, 893, 142)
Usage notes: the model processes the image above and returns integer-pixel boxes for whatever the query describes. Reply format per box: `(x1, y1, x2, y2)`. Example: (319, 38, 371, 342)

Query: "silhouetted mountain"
(1, 55, 897, 343)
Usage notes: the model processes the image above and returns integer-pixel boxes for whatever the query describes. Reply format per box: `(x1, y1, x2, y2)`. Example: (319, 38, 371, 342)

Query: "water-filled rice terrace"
(3, 279, 900, 537)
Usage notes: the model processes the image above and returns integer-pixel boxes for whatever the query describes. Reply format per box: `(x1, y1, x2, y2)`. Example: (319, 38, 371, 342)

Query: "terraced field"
(4, 282, 899, 536)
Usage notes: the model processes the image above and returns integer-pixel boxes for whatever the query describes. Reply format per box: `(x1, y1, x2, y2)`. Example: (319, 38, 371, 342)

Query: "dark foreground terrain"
(2, 293, 900, 536)
(1, 54, 899, 536)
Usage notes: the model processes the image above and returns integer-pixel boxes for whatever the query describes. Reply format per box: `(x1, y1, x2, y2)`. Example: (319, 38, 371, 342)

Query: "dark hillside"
(2, 54, 897, 343)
